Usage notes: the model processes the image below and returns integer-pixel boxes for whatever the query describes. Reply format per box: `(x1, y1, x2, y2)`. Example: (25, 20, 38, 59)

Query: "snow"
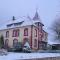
(0, 11, 44, 31)
(7, 17, 24, 25)
(21, 17, 35, 26)
(33, 20, 41, 23)
(0, 16, 38, 30)
(0, 23, 7, 30)
(0, 53, 60, 60)
(24, 42, 31, 48)
(48, 40, 60, 45)
(0, 14, 44, 30)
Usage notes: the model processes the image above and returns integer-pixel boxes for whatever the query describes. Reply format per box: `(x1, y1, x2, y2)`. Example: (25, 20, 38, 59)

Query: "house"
(0, 11, 48, 50)
(48, 40, 60, 50)
(41, 30, 48, 50)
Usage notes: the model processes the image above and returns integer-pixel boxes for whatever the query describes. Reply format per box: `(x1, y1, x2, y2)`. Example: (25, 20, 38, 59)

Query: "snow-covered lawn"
(0, 52, 60, 60)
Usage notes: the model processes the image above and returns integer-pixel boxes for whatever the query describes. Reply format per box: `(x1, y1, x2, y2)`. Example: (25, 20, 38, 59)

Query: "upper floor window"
(24, 28, 28, 36)
(12, 29, 19, 37)
(6, 31, 9, 38)
(35, 29, 37, 37)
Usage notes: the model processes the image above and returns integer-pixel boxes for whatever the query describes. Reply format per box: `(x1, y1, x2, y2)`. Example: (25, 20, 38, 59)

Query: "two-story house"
(0, 11, 48, 50)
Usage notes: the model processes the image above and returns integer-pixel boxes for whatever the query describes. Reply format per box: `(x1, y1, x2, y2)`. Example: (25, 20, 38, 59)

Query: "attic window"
(7, 24, 13, 27)
(14, 21, 24, 26)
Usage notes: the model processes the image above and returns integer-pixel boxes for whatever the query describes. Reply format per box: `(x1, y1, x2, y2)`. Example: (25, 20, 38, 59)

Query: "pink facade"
(0, 11, 48, 50)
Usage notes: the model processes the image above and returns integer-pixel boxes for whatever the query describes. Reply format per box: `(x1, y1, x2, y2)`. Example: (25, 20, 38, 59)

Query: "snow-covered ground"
(0, 52, 60, 60)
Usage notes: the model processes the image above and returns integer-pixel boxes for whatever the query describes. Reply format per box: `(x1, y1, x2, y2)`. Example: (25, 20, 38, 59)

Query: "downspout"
(31, 25, 33, 49)
(38, 22, 39, 49)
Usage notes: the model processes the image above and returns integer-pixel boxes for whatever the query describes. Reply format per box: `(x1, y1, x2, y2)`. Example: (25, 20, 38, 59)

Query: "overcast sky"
(0, 0, 60, 43)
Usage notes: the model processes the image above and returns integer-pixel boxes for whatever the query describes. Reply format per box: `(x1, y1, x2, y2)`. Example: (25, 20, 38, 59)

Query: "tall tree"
(51, 17, 60, 40)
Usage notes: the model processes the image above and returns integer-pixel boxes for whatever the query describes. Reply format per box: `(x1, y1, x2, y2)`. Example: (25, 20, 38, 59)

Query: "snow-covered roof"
(7, 17, 24, 25)
(21, 17, 34, 26)
(48, 40, 60, 45)
(33, 20, 40, 23)
(0, 16, 37, 30)
(0, 11, 44, 30)
(33, 11, 40, 20)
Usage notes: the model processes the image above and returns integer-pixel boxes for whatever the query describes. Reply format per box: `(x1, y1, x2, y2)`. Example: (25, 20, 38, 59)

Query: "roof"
(0, 16, 37, 30)
(33, 11, 40, 20)
(7, 17, 24, 25)
(0, 11, 44, 30)
(48, 40, 60, 45)
(33, 11, 44, 26)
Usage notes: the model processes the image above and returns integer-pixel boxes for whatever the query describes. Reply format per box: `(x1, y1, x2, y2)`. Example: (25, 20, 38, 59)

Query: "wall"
(42, 30, 48, 42)
(0, 25, 43, 50)
(0, 26, 32, 48)
(23, 57, 60, 60)
(32, 26, 38, 50)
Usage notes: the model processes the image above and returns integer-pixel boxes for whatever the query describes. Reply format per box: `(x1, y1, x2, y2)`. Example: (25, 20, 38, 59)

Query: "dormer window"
(7, 24, 13, 27)
(24, 28, 28, 36)
(14, 21, 24, 26)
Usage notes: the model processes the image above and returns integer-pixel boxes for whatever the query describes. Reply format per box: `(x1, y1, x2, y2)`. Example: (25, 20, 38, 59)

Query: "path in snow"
(0, 53, 60, 60)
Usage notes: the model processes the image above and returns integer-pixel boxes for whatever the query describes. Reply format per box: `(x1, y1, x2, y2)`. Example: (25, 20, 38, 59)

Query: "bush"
(23, 46, 31, 53)
(8, 42, 23, 52)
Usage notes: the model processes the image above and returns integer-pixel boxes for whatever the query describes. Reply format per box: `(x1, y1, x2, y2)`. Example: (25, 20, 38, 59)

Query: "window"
(35, 29, 37, 37)
(6, 31, 9, 38)
(12, 29, 19, 37)
(14, 21, 24, 26)
(7, 24, 13, 27)
(5, 39, 9, 48)
(13, 39, 18, 47)
(23, 38, 29, 44)
(39, 32, 42, 38)
(16, 29, 19, 36)
(24, 28, 28, 36)
(34, 39, 37, 47)
(13, 30, 16, 37)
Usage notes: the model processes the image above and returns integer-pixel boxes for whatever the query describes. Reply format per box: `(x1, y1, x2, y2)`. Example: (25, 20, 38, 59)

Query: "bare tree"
(51, 17, 60, 40)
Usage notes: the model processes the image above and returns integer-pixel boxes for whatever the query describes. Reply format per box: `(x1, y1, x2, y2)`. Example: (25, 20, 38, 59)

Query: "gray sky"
(0, 0, 60, 27)
(0, 0, 60, 42)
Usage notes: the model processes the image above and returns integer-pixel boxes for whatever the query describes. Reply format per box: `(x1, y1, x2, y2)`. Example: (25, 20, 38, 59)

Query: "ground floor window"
(5, 39, 9, 48)
(13, 39, 18, 48)
(23, 38, 29, 44)
(34, 39, 37, 47)
(38, 42, 47, 49)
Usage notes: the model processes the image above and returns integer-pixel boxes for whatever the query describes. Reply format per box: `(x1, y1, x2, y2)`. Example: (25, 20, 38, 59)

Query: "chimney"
(12, 16, 15, 21)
